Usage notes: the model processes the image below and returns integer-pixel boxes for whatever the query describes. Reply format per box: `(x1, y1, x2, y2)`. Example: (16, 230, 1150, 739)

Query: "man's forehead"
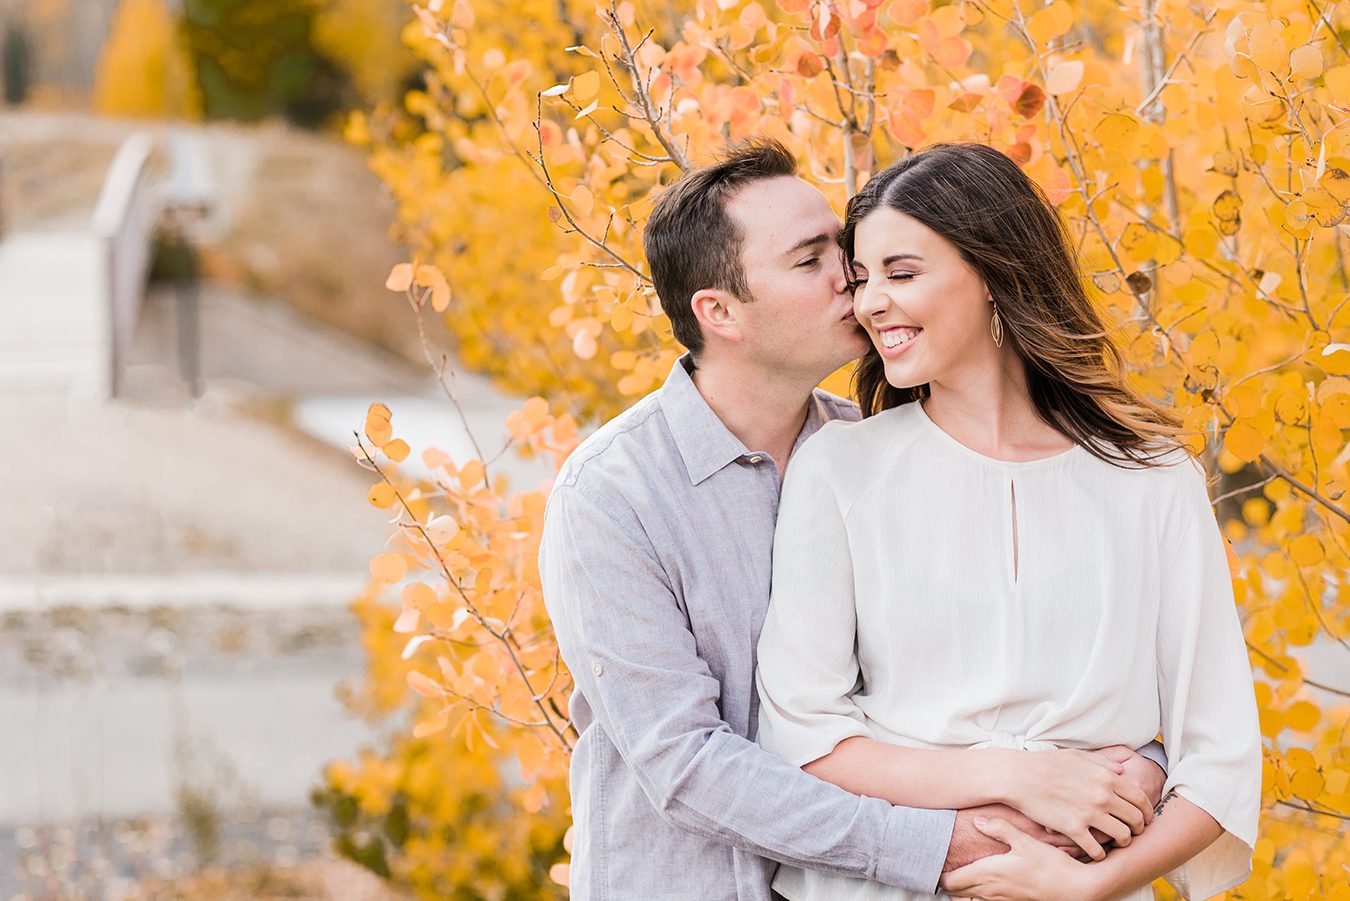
(727, 176, 839, 249)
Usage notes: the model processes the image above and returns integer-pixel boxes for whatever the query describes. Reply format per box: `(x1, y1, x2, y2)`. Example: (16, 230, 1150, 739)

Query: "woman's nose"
(853, 281, 885, 319)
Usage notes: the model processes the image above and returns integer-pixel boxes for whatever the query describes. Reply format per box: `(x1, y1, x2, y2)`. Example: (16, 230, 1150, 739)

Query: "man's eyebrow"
(782, 233, 834, 257)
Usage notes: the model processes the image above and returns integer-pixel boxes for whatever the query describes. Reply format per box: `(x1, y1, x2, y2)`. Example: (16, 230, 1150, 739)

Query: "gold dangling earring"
(990, 302, 1004, 348)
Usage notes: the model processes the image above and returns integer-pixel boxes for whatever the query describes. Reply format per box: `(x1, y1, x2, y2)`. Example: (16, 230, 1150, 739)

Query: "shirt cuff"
(872, 805, 957, 893)
(1137, 739, 1169, 774)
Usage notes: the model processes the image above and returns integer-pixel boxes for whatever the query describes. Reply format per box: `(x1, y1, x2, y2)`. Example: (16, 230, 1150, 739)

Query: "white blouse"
(755, 402, 1261, 901)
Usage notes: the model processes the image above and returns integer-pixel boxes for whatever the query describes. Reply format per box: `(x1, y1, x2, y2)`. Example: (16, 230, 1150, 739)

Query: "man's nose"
(828, 253, 851, 296)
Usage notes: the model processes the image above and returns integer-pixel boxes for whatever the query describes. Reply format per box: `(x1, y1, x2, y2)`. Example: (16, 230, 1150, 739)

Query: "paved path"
(0, 229, 107, 397)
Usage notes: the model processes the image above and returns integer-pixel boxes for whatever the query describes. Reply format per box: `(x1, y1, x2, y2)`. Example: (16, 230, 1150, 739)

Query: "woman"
(755, 143, 1260, 901)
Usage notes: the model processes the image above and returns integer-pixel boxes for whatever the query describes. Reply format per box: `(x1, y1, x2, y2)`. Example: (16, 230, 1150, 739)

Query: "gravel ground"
(0, 604, 392, 898)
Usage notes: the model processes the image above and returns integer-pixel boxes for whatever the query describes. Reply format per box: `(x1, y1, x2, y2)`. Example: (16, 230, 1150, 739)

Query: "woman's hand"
(943, 804, 1088, 872)
(940, 817, 1102, 901)
(1002, 749, 1153, 860)
(1095, 744, 1167, 810)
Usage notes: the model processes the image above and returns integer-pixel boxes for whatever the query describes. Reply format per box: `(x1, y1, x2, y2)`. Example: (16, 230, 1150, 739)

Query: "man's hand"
(942, 804, 1085, 872)
(941, 818, 1101, 901)
(1094, 745, 1166, 812)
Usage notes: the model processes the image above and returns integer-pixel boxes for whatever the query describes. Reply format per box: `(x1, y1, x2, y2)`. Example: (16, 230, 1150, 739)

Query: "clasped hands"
(939, 745, 1167, 901)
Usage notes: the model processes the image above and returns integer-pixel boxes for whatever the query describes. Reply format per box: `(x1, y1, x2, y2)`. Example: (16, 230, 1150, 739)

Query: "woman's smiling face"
(849, 206, 999, 390)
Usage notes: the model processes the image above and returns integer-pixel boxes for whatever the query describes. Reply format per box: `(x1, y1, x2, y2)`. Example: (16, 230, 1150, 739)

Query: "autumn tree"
(92, 0, 202, 118)
(329, 0, 1350, 896)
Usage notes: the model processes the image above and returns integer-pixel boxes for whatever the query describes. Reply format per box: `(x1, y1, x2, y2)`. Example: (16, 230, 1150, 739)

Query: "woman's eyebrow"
(882, 253, 924, 266)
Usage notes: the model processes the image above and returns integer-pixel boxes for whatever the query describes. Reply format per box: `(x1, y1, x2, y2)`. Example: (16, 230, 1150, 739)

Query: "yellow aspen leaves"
(1213, 189, 1243, 235)
(1224, 420, 1265, 462)
(403, 581, 438, 611)
(407, 670, 443, 698)
(383, 438, 410, 462)
(1320, 167, 1350, 203)
(1045, 59, 1084, 95)
(339, 1, 1350, 894)
(1188, 331, 1221, 366)
(385, 262, 414, 292)
(570, 185, 595, 216)
(370, 551, 408, 583)
(364, 402, 393, 447)
(393, 602, 420, 633)
(368, 482, 397, 509)
(1025, 0, 1074, 45)
(569, 70, 600, 104)
(415, 264, 452, 313)
(1093, 112, 1138, 148)
(1289, 534, 1325, 566)
(1119, 221, 1158, 264)
(458, 459, 486, 489)
(1248, 21, 1289, 74)
(1289, 45, 1323, 80)
(412, 707, 453, 738)
(1325, 65, 1350, 99)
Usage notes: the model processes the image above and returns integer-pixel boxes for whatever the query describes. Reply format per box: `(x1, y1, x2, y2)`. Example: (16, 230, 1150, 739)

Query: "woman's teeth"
(880, 327, 921, 348)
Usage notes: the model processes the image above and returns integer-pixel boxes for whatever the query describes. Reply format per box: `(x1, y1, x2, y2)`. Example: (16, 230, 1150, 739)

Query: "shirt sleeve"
(756, 435, 876, 768)
(1135, 739, 1168, 773)
(540, 483, 955, 893)
(1155, 461, 1262, 899)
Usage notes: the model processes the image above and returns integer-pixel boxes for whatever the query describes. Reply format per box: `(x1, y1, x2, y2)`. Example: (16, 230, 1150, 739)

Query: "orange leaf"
(371, 551, 408, 583)
(1223, 421, 1264, 463)
(460, 459, 486, 488)
(412, 709, 451, 738)
(407, 670, 443, 698)
(393, 603, 420, 634)
(385, 263, 414, 292)
(570, 70, 600, 105)
(403, 581, 438, 609)
(368, 483, 397, 509)
(415, 264, 452, 313)
(1045, 60, 1084, 95)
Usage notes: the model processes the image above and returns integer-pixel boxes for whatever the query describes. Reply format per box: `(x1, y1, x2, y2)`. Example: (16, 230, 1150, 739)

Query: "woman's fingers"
(1114, 780, 1152, 832)
(1075, 749, 1126, 774)
(1091, 812, 1133, 849)
(1069, 827, 1107, 861)
(972, 816, 1036, 851)
(1109, 795, 1145, 836)
(939, 863, 985, 896)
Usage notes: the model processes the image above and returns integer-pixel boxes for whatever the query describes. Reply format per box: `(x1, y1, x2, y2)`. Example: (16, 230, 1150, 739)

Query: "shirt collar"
(660, 354, 835, 486)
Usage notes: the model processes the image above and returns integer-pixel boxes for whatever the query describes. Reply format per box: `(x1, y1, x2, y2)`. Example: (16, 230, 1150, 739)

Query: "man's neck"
(689, 354, 817, 475)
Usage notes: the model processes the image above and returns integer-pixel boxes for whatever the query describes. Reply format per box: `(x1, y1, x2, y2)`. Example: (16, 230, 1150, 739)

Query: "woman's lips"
(876, 325, 922, 358)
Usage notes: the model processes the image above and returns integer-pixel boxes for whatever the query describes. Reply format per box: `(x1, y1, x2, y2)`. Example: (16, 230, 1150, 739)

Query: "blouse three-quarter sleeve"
(756, 430, 873, 767)
(1156, 460, 1262, 898)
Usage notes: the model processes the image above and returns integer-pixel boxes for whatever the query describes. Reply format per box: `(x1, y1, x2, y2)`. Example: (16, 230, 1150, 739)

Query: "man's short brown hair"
(643, 138, 798, 355)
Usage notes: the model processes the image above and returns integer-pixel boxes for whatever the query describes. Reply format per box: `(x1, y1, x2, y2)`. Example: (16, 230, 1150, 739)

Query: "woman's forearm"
(802, 736, 1015, 809)
(1081, 794, 1223, 901)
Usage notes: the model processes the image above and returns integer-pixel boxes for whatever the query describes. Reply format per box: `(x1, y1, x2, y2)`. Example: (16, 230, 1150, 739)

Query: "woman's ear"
(691, 288, 743, 345)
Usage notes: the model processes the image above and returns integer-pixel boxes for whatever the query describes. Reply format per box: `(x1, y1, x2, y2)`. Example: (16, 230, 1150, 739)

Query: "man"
(538, 138, 1165, 899)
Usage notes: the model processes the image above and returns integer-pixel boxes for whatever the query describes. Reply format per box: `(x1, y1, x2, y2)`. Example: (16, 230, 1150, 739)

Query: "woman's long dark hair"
(842, 143, 1186, 467)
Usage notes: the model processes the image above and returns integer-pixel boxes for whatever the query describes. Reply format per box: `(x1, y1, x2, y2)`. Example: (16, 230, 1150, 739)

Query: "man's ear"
(690, 288, 743, 344)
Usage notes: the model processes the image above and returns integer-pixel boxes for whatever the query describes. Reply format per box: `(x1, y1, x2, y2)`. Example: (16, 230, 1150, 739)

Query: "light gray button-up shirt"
(539, 357, 957, 901)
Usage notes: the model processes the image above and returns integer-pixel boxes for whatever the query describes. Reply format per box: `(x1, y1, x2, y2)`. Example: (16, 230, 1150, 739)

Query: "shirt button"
(593, 663, 603, 677)
(748, 455, 764, 464)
